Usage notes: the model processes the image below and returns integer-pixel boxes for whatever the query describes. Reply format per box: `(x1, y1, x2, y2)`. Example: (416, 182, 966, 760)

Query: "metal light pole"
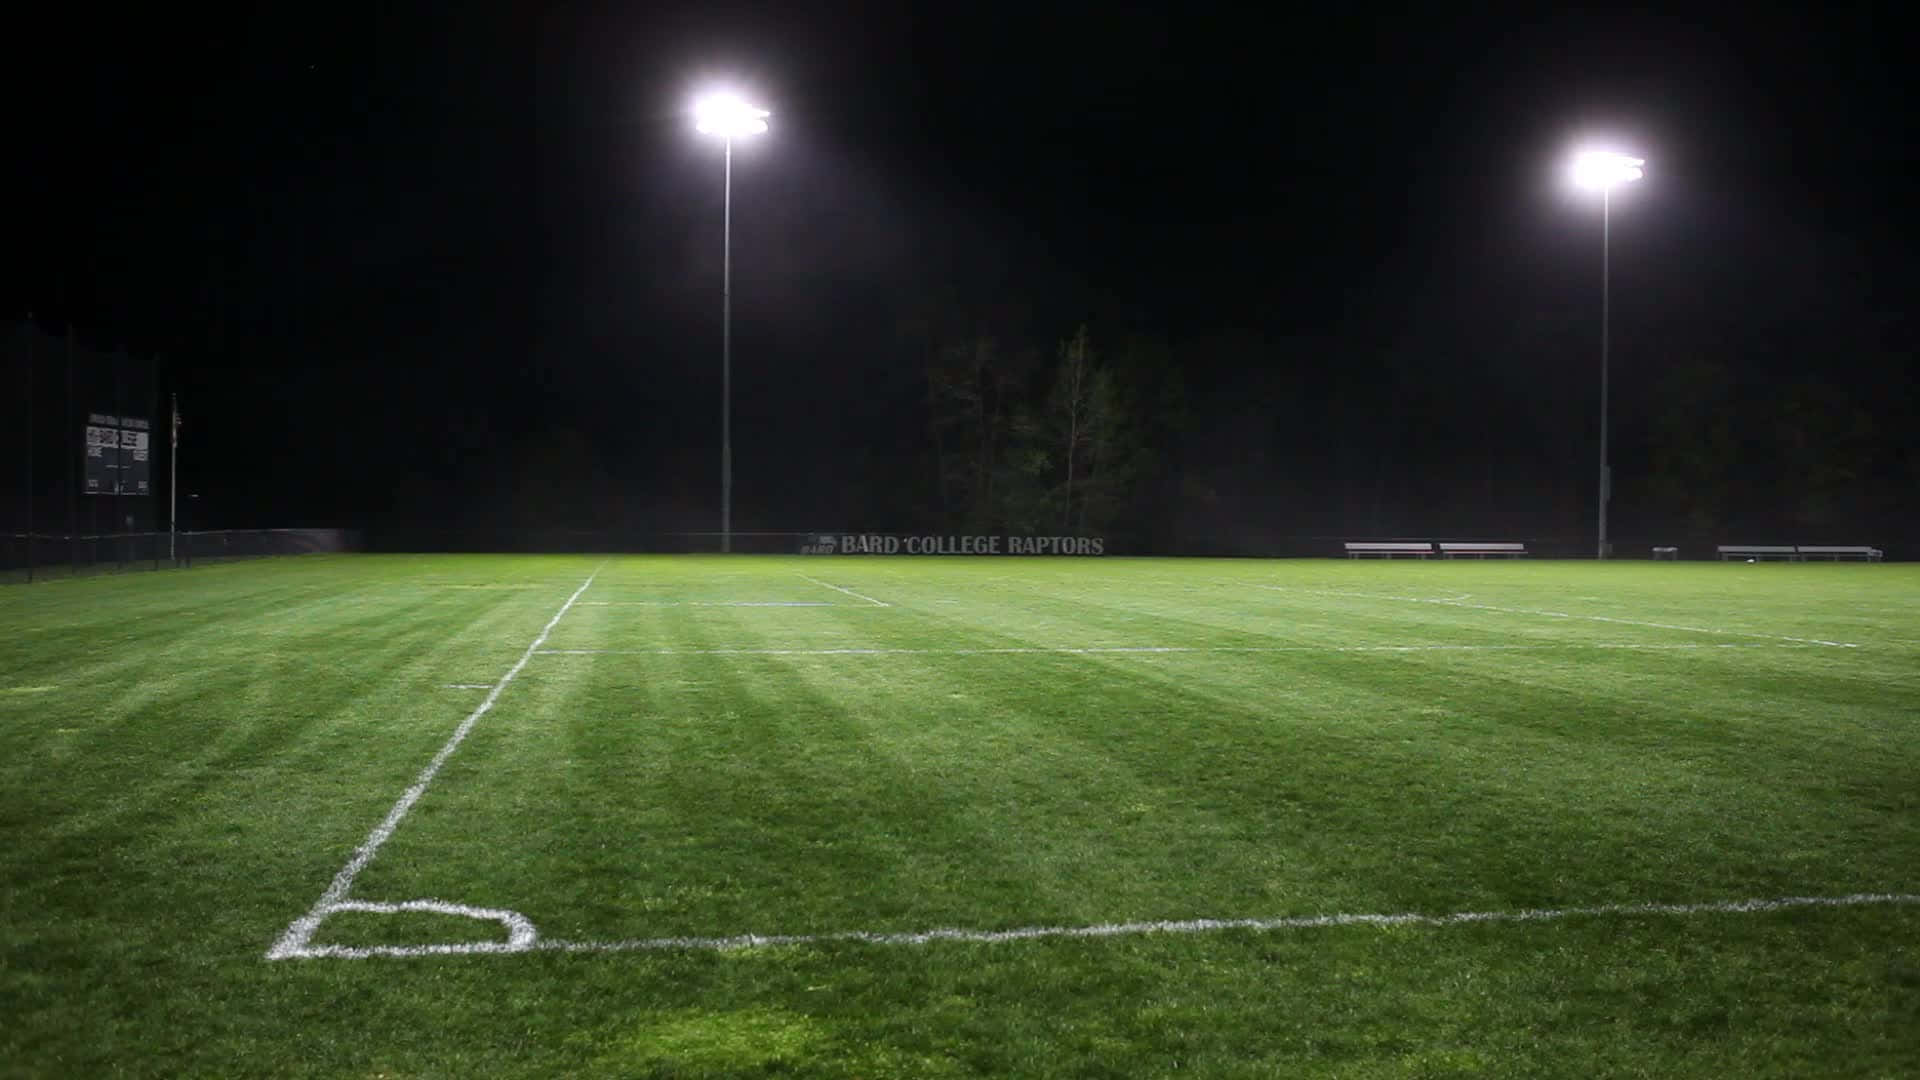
(693, 92, 769, 554)
(1600, 185, 1611, 562)
(1570, 150, 1643, 560)
(718, 135, 721, 549)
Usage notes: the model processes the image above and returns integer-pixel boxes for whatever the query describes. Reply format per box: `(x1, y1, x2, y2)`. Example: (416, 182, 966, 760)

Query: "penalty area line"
(282, 891, 1920, 959)
(266, 563, 606, 961)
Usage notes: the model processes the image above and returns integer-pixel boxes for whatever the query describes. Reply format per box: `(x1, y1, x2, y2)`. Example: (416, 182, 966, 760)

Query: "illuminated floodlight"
(693, 92, 770, 138)
(1570, 149, 1645, 192)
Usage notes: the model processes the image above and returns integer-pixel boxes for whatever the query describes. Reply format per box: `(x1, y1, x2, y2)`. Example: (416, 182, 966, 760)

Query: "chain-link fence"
(1, 528, 362, 584)
(4, 320, 165, 576)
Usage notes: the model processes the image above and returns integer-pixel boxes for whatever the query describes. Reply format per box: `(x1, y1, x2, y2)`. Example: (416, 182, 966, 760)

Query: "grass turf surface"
(2, 552, 1917, 1076)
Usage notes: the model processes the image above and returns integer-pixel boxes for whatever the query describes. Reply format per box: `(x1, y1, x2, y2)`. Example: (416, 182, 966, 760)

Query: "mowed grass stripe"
(555, 568, 1602, 655)
(1247, 583, 1861, 648)
(546, 602, 926, 655)
(348, 628, 1919, 942)
(1, 555, 605, 955)
(870, 557, 1893, 648)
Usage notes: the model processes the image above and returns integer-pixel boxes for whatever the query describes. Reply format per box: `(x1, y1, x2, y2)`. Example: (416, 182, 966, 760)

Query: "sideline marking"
(443, 683, 492, 690)
(793, 572, 890, 607)
(1252, 584, 1859, 648)
(535, 641, 1814, 657)
(267, 564, 604, 960)
(281, 891, 1920, 959)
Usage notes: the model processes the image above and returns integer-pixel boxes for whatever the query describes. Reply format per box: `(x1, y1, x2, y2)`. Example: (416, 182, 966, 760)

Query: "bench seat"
(1344, 542, 1433, 559)
(1717, 545, 1798, 561)
(1795, 545, 1883, 561)
(1437, 542, 1527, 559)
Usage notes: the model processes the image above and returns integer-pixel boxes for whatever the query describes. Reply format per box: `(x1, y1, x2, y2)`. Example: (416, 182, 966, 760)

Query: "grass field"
(3, 552, 1918, 1077)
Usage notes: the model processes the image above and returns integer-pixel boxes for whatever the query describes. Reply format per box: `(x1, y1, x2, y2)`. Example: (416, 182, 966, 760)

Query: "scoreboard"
(83, 413, 151, 496)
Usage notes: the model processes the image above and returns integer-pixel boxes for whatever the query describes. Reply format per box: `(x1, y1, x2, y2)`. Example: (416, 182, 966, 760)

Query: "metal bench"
(1344, 542, 1433, 559)
(1436, 542, 1528, 559)
(1795, 545, 1883, 562)
(1717, 545, 1799, 561)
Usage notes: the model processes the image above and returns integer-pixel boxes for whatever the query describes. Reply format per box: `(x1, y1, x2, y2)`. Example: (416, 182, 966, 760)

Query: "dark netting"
(1, 528, 362, 584)
(2, 323, 364, 584)
(0, 327, 29, 568)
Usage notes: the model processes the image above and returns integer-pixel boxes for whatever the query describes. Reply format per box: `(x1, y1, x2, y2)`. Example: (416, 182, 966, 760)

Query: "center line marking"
(793, 572, 890, 607)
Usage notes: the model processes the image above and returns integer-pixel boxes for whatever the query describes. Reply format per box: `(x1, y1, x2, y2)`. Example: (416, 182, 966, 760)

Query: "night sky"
(6, 4, 1913, 552)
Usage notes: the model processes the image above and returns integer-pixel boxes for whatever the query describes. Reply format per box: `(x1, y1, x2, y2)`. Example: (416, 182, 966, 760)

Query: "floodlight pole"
(1597, 186, 1610, 561)
(694, 92, 765, 553)
(721, 137, 733, 554)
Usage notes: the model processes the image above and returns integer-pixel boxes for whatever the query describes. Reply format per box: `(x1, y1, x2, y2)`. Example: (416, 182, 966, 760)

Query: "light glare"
(693, 92, 770, 138)
(1570, 150, 1645, 192)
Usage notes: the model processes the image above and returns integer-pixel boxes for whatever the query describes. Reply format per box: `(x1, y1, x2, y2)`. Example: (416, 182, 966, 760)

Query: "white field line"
(444, 683, 492, 690)
(282, 891, 1920, 959)
(581, 600, 835, 607)
(266, 565, 605, 961)
(793, 572, 891, 607)
(325, 899, 538, 948)
(535, 641, 1816, 657)
(1251, 584, 1859, 649)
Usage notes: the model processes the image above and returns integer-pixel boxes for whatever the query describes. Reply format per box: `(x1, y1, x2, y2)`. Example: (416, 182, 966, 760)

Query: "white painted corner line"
(279, 890, 1920, 960)
(793, 572, 890, 607)
(287, 899, 540, 959)
(1251, 584, 1859, 649)
(267, 563, 605, 961)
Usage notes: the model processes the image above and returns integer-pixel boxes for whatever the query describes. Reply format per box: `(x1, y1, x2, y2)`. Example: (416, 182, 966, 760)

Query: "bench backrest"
(1795, 546, 1876, 555)
(1344, 542, 1432, 552)
(1717, 545, 1796, 554)
(1437, 542, 1526, 552)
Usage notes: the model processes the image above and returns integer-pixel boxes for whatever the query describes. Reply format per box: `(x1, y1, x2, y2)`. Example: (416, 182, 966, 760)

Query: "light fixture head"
(693, 92, 770, 138)
(1570, 149, 1645, 192)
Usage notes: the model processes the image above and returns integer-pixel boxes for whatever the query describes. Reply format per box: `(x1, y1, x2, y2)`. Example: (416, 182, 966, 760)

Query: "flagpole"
(150, 354, 159, 571)
(66, 325, 76, 574)
(169, 394, 179, 563)
(114, 349, 124, 572)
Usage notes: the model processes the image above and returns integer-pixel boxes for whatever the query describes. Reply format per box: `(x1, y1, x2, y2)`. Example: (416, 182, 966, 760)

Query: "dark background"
(4, 3, 1913, 555)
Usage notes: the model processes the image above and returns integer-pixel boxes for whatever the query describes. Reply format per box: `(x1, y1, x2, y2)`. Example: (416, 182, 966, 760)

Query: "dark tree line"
(904, 314, 1184, 542)
(882, 287, 1913, 554)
